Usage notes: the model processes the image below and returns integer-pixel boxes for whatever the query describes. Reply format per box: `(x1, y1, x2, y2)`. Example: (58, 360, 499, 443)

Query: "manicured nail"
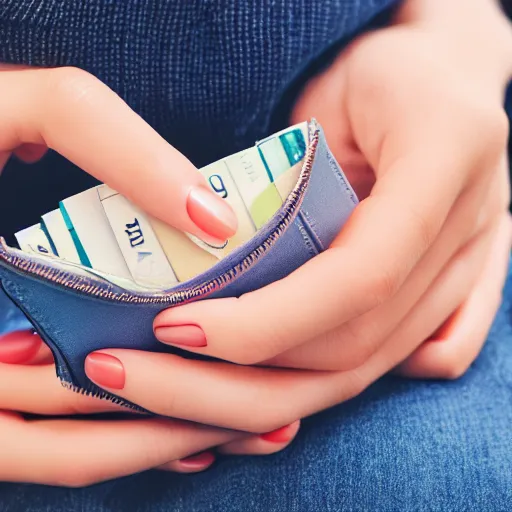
(85, 352, 125, 389)
(187, 186, 238, 241)
(0, 330, 41, 364)
(154, 325, 207, 347)
(179, 451, 215, 469)
(260, 423, 296, 443)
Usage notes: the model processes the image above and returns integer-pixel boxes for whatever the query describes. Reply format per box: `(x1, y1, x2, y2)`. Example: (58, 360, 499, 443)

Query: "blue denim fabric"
(1, 0, 512, 510)
(0, 123, 358, 403)
(0, 263, 511, 510)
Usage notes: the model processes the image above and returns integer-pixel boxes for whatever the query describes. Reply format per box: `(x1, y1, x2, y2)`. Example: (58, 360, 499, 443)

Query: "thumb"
(0, 66, 236, 243)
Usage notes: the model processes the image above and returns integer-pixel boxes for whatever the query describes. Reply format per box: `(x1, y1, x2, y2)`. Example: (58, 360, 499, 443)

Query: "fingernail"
(85, 352, 125, 389)
(187, 186, 238, 241)
(179, 451, 215, 469)
(0, 330, 41, 364)
(260, 423, 296, 443)
(154, 325, 207, 347)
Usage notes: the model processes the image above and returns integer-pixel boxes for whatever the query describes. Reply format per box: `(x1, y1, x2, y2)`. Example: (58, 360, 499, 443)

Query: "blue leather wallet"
(0, 120, 358, 408)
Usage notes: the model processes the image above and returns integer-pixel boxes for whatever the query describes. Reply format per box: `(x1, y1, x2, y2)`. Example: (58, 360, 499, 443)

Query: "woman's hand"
(80, 213, 511, 433)
(146, 2, 512, 372)
(79, 0, 512, 432)
(0, 64, 237, 245)
(0, 331, 299, 486)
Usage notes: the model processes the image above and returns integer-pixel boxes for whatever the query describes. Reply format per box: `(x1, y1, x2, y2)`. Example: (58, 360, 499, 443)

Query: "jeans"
(0, 262, 511, 511)
(0, 0, 511, 509)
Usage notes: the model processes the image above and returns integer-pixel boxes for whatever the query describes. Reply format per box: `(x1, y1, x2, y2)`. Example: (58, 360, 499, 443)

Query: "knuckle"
(49, 66, 99, 107)
(364, 268, 401, 309)
(435, 352, 470, 381)
(153, 386, 179, 417)
(346, 369, 370, 398)
(329, 322, 381, 371)
(229, 331, 286, 366)
(65, 394, 99, 416)
(469, 104, 510, 163)
(53, 468, 96, 488)
(481, 107, 509, 150)
(249, 409, 298, 434)
(410, 208, 438, 254)
(227, 349, 262, 366)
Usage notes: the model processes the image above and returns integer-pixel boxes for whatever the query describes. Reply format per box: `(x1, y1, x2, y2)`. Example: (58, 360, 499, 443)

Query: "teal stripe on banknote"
(257, 129, 306, 182)
(59, 202, 92, 268)
(40, 218, 59, 257)
(256, 147, 275, 184)
(280, 129, 306, 166)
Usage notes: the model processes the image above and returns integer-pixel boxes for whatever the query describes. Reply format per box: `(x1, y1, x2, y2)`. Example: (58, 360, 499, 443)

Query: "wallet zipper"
(0, 126, 319, 407)
(0, 127, 319, 307)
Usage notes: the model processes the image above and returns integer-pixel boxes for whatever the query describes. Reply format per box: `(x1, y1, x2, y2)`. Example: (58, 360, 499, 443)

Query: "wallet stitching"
(297, 210, 324, 253)
(295, 216, 320, 258)
(326, 151, 359, 206)
(0, 127, 321, 305)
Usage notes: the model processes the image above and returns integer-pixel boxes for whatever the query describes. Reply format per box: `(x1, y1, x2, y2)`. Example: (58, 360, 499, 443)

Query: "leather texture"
(0, 123, 358, 403)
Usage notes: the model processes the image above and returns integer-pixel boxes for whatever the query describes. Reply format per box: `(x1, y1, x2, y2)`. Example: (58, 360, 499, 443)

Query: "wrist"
(394, 0, 512, 88)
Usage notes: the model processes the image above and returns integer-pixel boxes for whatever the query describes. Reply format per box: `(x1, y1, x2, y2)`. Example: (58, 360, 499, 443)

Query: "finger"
(355, 219, 506, 382)
(0, 331, 54, 365)
(0, 361, 128, 415)
(157, 451, 216, 473)
(14, 143, 48, 164)
(0, 150, 11, 173)
(396, 213, 512, 379)
(153, 139, 494, 365)
(265, 169, 502, 370)
(0, 67, 236, 243)
(27, 341, 54, 365)
(0, 413, 240, 486)
(85, 222, 499, 431)
(0, 331, 42, 364)
(218, 420, 300, 456)
(85, 348, 343, 433)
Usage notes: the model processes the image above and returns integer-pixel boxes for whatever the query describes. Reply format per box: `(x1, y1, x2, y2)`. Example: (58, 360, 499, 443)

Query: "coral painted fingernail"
(187, 186, 237, 241)
(154, 325, 207, 347)
(0, 330, 41, 364)
(260, 423, 297, 443)
(85, 352, 125, 389)
(179, 451, 215, 469)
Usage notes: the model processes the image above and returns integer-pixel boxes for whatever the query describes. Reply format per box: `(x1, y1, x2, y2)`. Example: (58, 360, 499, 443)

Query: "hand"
(79, 212, 511, 433)
(0, 331, 299, 486)
(151, 12, 511, 371)
(79, 6, 512, 432)
(0, 64, 237, 245)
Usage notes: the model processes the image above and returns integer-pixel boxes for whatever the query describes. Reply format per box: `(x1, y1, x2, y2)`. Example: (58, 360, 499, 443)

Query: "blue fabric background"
(0, 0, 511, 509)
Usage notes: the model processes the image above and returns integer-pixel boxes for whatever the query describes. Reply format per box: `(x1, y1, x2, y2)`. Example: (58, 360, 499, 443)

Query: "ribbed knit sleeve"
(0, 0, 398, 163)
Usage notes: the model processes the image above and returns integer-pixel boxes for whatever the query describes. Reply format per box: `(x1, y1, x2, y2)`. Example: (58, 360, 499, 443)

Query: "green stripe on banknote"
(249, 183, 282, 228)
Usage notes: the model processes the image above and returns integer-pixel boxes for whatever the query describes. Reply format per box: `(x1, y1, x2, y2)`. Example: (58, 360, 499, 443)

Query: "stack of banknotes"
(15, 122, 308, 288)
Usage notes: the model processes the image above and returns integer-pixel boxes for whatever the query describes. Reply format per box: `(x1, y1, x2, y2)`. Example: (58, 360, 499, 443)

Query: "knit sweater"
(0, 0, 397, 164)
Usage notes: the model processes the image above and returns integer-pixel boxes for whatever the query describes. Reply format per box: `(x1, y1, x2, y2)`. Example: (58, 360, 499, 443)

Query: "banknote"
(15, 224, 55, 257)
(59, 188, 132, 279)
(15, 122, 309, 287)
(97, 186, 179, 287)
(224, 147, 282, 229)
(41, 209, 82, 264)
(257, 125, 307, 200)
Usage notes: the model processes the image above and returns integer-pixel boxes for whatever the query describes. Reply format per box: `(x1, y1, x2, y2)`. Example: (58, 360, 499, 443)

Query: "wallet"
(0, 119, 358, 408)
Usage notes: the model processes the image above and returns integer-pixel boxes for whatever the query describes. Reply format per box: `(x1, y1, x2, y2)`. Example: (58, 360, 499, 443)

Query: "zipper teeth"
(0, 128, 319, 306)
(60, 379, 147, 412)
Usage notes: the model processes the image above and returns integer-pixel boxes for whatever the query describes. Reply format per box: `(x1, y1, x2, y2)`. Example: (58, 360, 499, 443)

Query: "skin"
(88, 0, 512, 429)
(0, 0, 511, 486)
